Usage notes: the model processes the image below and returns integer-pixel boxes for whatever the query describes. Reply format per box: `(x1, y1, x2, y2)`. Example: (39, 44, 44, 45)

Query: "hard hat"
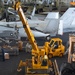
(44, 55, 48, 60)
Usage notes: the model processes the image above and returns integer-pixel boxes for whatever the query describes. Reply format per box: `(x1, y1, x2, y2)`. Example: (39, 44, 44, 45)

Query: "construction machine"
(44, 38, 65, 58)
(13, 1, 64, 74)
(32, 38, 65, 58)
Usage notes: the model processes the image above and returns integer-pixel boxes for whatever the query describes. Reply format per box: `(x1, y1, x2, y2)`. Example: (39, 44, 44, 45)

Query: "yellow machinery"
(32, 38, 65, 58)
(13, 1, 52, 74)
(13, 1, 65, 74)
(44, 38, 65, 58)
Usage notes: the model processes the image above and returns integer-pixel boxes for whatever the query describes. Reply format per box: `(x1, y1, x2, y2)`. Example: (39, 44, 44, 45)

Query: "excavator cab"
(48, 38, 65, 58)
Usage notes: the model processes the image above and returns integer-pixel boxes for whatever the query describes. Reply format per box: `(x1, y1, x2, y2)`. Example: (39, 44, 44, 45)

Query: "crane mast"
(14, 1, 39, 53)
(14, 2, 50, 73)
(13, 1, 65, 74)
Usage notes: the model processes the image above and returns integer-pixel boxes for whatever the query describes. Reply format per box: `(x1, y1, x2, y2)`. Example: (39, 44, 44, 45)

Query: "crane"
(13, 1, 52, 74)
(13, 1, 65, 74)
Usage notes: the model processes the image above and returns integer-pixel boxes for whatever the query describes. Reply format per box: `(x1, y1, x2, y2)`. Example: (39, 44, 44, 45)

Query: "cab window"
(54, 41, 58, 49)
(49, 40, 54, 47)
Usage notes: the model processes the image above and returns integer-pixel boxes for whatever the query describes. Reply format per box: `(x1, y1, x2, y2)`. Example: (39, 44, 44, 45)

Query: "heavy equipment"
(26, 38, 65, 58)
(32, 38, 65, 58)
(44, 38, 65, 58)
(13, 1, 64, 74)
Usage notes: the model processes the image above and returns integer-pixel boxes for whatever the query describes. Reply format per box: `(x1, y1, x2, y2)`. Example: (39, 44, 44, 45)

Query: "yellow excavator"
(13, 1, 65, 74)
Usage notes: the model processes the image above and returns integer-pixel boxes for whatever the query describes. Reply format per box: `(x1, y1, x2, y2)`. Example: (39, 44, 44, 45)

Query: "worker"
(42, 54, 48, 66)
(1, 47, 5, 61)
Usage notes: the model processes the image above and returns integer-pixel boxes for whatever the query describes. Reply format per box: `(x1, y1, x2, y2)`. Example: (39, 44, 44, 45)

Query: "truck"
(32, 38, 65, 58)
(13, 1, 65, 74)
(44, 38, 65, 58)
